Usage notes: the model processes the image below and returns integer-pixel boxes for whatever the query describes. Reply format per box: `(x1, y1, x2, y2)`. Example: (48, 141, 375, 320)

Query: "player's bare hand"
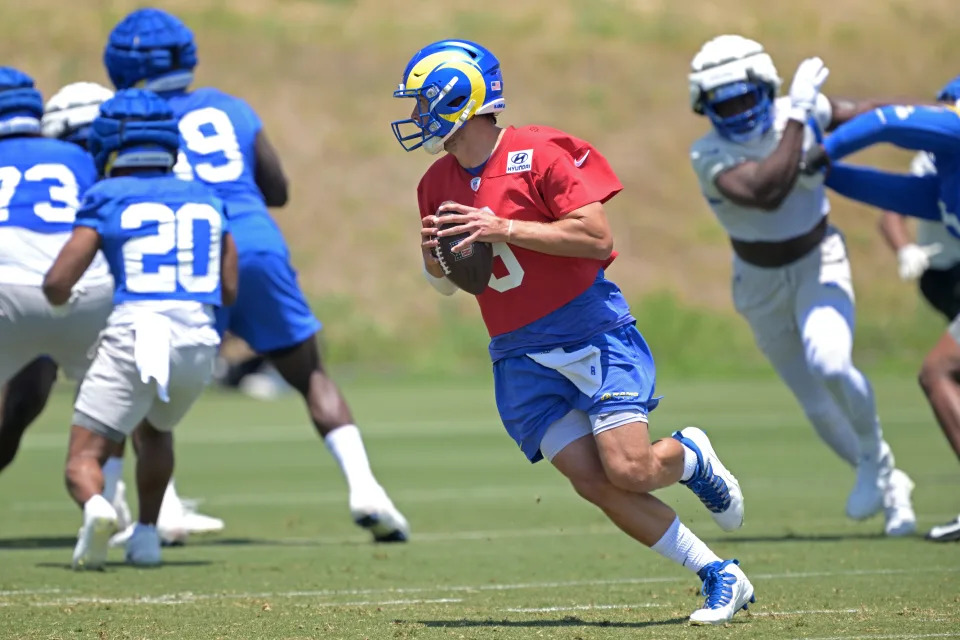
(436, 202, 509, 253)
(421, 214, 440, 251)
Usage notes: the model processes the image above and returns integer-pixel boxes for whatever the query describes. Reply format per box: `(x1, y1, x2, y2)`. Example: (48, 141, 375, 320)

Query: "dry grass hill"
(4, 0, 957, 371)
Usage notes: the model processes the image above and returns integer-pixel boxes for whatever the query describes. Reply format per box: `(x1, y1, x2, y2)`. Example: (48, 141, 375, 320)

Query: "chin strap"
(422, 98, 477, 155)
(138, 70, 194, 94)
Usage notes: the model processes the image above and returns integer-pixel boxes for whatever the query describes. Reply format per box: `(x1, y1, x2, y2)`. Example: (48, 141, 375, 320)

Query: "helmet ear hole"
(448, 96, 465, 109)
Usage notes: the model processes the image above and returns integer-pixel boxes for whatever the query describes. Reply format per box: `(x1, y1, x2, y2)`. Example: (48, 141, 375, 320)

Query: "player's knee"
(568, 472, 618, 507)
(807, 349, 851, 385)
(918, 358, 947, 396)
(603, 456, 658, 494)
(63, 455, 83, 488)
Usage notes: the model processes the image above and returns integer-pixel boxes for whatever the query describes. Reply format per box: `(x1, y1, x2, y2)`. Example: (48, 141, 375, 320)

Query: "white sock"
(651, 516, 721, 573)
(101, 457, 124, 503)
(83, 494, 114, 518)
(680, 444, 699, 483)
(158, 479, 183, 522)
(324, 424, 379, 494)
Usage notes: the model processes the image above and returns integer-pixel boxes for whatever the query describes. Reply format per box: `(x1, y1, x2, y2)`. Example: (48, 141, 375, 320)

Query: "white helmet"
(689, 35, 781, 142)
(41, 81, 114, 145)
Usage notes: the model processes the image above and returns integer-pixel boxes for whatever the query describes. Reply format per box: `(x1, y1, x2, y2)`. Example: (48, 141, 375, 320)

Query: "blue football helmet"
(937, 75, 960, 103)
(689, 35, 782, 144)
(88, 88, 180, 177)
(0, 67, 43, 137)
(103, 8, 197, 92)
(392, 39, 505, 154)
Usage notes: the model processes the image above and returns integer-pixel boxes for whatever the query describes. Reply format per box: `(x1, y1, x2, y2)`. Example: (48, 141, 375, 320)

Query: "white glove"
(897, 243, 941, 280)
(788, 57, 830, 122)
(49, 286, 84, 317)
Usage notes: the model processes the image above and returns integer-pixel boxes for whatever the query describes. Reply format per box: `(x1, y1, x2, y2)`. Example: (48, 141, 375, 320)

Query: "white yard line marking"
(503, 603, 663, 613)
(2, 566, 956, 607)
(314, 598, 462, 608)
(24, 595, 463, 608)
(752, 608, 859, 617)
(792, 634, 960, 640)
(0, 589, 62, 596)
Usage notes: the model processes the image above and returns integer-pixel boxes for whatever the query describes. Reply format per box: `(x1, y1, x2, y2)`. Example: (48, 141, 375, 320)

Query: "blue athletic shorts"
(493, 323, 660, 463)
(217, 250, 322, 354)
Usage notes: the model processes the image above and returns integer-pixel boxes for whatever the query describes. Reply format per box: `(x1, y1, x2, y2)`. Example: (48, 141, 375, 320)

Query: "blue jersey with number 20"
(75, 174, 228, 306)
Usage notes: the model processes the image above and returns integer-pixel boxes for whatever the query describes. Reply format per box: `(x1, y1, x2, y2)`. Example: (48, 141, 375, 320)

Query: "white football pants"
(732, 228, 884, 465)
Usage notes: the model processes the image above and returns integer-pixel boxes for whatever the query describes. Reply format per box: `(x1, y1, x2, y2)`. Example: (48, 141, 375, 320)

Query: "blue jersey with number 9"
(165, 88, 265, 219)
(75, 174, 228, 306)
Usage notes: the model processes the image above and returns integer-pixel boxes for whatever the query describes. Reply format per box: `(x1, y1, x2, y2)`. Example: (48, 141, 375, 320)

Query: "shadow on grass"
(0, 529, 890, 553)
(412, 616, 691, 630)
(703, 531, 888, 544)
(0, 536, 77, 550)
(34, 560, 213, 570)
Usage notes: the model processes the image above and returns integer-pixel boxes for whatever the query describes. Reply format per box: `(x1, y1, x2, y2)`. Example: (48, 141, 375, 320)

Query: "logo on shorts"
(600, 391, 640, 402)
(506, 149, 533, 174)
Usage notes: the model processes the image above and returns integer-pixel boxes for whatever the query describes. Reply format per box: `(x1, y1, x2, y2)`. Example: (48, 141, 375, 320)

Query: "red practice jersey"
(417, 125, 623, 336)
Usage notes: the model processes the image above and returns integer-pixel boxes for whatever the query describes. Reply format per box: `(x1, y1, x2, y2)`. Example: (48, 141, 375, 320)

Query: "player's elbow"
(587, 235, 614, 261)
(42, 274, 71, 306)
(754, 189, 789, 212)
(262, 178, 288, 208)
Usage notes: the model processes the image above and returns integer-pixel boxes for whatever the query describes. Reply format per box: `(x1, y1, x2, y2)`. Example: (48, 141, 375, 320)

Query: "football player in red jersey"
(393, 40, 755, 625)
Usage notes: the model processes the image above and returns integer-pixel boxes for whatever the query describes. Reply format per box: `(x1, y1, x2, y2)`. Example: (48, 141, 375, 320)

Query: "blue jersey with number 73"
(75, 174, 228, 306)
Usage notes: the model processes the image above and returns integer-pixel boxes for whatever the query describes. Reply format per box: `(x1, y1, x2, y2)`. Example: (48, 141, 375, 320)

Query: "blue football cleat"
(689, 559, 755, 625)
(672, 426, 744, 531)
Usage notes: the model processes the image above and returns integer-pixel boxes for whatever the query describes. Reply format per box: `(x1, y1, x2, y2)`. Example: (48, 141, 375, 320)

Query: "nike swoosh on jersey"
(574, 150, 590, 167)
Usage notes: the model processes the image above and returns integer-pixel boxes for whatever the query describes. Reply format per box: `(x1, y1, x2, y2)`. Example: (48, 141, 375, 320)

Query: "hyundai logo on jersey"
(506, 149, 533, 174)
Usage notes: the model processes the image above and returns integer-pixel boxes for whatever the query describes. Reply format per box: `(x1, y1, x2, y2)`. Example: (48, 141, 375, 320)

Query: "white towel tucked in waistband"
(133, 313, 172, 402)
(528, 345, 603, 397)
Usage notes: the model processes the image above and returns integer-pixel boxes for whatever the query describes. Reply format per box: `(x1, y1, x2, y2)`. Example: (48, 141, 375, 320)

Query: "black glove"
(800, 144, 830, 175)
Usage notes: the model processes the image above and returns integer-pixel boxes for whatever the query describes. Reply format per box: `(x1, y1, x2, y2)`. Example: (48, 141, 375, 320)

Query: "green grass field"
(0, 375, 957, 639)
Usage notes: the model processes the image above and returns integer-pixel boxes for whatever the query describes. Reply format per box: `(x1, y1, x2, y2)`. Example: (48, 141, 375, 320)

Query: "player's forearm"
(42, 231, 99, 305)
(878, 211, 911, 251)
(716, 121, 804, 211)
(508, 217, 613, 261)
(422, 251, 446, 278)
(42, 263, 80, 305)
(220, 233, 239, 306)
(826, 163, 941, 221)
(828, 98, 893, 131)
(826, 105, 960, 161)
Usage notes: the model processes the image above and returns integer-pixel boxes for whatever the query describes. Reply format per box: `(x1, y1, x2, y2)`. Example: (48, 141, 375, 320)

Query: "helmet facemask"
(701, 77, 775, 143)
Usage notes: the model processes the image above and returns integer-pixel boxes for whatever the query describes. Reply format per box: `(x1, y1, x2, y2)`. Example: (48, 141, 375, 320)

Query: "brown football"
(434, 211, 494, 295)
